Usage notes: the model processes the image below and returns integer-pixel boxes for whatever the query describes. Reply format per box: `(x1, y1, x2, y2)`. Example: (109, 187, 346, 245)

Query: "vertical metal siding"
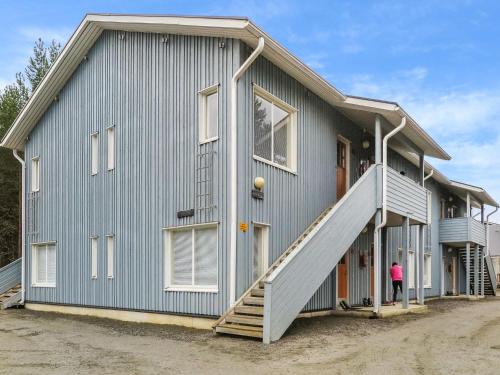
(24, 31, 240, 316)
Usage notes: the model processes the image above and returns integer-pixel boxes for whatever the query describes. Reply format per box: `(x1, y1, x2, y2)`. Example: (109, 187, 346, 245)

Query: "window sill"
(199, 136, 219, 145)
(253, 155, 297, 175)
(165, 286, 218, 293)
(32, 283, 56, 288)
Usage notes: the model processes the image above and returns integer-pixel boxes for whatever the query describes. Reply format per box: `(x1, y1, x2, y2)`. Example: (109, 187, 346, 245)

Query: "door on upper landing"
(336, 137, 350, 201)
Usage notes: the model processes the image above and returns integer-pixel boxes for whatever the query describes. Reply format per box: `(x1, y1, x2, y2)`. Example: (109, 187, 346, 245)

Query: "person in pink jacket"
(390, 262, 403, 305)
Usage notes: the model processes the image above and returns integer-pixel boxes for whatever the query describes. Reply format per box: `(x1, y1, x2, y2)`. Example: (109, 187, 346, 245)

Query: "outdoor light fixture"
(254, 177, 265, 190)
(362, 128, 370, 149)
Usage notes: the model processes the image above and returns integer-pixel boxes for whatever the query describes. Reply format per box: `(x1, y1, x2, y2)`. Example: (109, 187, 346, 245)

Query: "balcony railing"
(439, 217, 486, 246)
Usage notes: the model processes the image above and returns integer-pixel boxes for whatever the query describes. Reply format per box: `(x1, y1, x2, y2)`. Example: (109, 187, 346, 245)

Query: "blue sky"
(1, 0, 500, 217)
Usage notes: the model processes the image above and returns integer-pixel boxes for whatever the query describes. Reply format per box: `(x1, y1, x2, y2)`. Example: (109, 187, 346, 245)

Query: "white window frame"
(107, 126, 115, 171)
(91, 132, 99, 175)
(252, 84, 298, 173)
(164, 223, 218, 293)
(252, 222, 270, 283)
(91, 236, 98, 279)
(106, 234, 114, 279)
(198, 84, 219, 144)
(424, 253, 432, 288)
(31, 156, 40, 192)
(31, 242, 56, 288)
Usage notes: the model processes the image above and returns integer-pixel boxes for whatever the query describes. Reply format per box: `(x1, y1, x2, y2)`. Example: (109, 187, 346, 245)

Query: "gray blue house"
(0, 14, 498, 343)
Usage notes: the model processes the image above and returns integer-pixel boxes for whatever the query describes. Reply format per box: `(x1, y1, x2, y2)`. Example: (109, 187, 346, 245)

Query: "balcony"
(386, 166, 428, 224)
(439, 217, 486, 246)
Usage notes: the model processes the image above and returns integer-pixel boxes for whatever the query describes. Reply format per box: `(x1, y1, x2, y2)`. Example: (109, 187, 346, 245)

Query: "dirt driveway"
(1, 298, 500, 374)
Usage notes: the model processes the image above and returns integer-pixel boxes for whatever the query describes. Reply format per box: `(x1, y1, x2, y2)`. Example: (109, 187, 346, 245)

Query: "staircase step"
(259, 281, 265, 288)
(225, 314, 263, 326)
(234, 305, 263, 316)
(215, 323, 263, 338)
(243, 296, 264, 306)
(251, 288, 264, 297)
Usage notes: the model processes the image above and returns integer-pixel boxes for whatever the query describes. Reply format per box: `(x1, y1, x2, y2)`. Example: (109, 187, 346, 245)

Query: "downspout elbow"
(423, 169, 434, 182)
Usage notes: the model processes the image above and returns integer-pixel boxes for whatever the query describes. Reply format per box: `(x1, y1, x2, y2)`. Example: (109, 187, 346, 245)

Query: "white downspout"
(373, 116, 406, 314)
(12, 149, 25, 305)
(229, 37, 265, 306)
(423, 169, 434, 182)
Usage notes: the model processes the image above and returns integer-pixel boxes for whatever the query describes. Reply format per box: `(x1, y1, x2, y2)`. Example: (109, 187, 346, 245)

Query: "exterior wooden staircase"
(0, 283, 22, 310)
(459, 249, 496, 296)
(214, 205, 334, 339)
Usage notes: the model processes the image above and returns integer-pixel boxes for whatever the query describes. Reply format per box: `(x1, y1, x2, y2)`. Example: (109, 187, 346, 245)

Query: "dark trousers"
(392, 280, 403, 302)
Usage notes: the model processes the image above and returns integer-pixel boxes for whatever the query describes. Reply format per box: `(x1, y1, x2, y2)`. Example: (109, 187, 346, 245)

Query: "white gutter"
(423, 169, 434, 182)
(229, 36, 265, 306)
(12, 150, 25, 304)
(373, 116, 407, 314)
(486, 207, 499, 257)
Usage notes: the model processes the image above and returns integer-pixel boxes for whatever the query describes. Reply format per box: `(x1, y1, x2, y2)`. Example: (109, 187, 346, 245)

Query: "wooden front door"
(336, 140, 347, 200)
(338, 254, 348, 300)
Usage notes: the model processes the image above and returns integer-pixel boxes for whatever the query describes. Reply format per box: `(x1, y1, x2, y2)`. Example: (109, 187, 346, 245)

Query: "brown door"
(336, 140, 347, 200)
(338, 255, 348, 300)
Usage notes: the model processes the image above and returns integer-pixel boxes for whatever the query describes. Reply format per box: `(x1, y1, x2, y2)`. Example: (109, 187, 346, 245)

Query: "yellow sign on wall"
(239, 222, 248, 232)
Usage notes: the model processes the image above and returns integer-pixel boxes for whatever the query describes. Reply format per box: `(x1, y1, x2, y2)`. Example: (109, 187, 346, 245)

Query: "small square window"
(31, 157, 40, 192)
(199, 85, 218, 143)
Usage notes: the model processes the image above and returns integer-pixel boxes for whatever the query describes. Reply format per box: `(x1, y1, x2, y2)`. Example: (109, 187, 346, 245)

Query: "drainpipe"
(229, 37, 265, 306)
(12, 149, 25, 305)
(423, 169, 433, 182)
(373, 116, 407, 314)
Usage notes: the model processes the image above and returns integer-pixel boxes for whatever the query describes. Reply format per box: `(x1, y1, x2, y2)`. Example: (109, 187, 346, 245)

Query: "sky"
(1, 0, 500, 218)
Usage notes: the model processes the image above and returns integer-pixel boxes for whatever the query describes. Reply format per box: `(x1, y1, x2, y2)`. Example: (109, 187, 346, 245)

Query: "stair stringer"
(263, 165, 378, 343)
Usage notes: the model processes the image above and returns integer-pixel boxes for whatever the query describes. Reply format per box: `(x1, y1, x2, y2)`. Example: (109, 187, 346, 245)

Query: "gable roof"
(1, 14, 449, 161)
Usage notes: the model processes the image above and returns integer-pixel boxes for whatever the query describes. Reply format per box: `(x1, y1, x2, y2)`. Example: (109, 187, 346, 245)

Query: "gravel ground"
(1, 298, 500, 374)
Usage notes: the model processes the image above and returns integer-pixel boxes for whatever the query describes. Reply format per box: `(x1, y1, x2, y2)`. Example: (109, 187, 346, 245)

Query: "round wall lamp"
(254, 177, 265, 190)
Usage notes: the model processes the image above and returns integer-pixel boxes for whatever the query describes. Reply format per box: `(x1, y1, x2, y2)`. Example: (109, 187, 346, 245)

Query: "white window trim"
(106, 234, 114, 279)
(91, 236, 98, 279)
(31, 242, 56, 288)
(107, 126, 115, 171)
(252, 84, 298, 173)
(198, 83, 219, 144)
(424, 253, 432, 288)
(252, 222, 270, 281)
(164, 223, 219, 293)
(91, 131, 99, 176)
(31, 156, 40, 193)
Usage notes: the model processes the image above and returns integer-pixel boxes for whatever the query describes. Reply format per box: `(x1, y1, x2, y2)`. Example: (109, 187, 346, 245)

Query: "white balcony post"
(402, 216, 410, 308)
(474, 244, 479, 297)
(418, 224, 425, 305)
(481, 246, 485, 297)
(466, 242, 471, 297)
(440, 244, 445, 297)
(373, 114, 382, 313)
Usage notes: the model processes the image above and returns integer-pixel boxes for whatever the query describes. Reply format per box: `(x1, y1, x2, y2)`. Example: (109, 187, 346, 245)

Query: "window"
(252, 225, 269, 283)
(31, 157, 40, 192)
(107, 127, 115, 171)
(91, 237, 98, 279)
(32, 243, 56, 287)
(107, 235, 114, 278)
(91, 132, 99, 175)
(165, 224, 218, 292)
(199, 85, 218, 143)
(253, 86, 296, 171)
(424, 254, 432, 288)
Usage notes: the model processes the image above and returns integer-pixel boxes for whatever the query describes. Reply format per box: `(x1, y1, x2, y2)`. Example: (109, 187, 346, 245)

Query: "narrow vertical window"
(107, 235, 114, 278)
(199, 85, 218, 143)
(107, 127, 115, 171)
(31, 157, 40, 192)
(424, 254, 432, 288)
(91, 132, 99, 175)
(91, 237, 98, 279)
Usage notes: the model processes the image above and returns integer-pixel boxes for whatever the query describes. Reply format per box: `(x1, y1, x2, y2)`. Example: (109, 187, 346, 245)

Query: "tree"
(0, 39, 60, 267)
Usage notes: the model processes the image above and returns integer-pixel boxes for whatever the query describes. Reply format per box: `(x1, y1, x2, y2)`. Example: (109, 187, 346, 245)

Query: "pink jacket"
(390, 265, 403, 281)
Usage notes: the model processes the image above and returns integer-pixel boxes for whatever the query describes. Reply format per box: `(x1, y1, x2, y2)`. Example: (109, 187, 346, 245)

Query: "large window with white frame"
(199, 84, 218, 143)
(31, 156, 40, 192)
(32, 243, 56, 287)
(91, 236, 98, 279)
(253, 85, 297, 171)
(164, 224, 218, 292)
(424, 253, 432, 288)
(91, 132, 99, 175)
